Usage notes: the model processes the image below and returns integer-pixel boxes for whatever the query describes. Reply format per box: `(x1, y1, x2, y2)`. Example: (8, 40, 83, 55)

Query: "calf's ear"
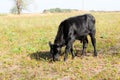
(49, 41, 52, 47)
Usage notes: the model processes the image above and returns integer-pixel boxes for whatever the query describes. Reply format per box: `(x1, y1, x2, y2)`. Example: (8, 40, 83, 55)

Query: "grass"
(0, 12, 120, 80)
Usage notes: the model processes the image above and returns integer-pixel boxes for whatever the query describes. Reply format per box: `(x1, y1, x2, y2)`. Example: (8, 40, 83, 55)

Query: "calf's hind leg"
(81, 36, 88, 56)
(90, 33, 97, 56)
(70, 46, 75, 59)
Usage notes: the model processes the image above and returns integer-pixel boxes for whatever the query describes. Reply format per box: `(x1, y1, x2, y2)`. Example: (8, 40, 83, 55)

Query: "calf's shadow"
(29, 49, 91, 61)
(29, 51, 52, 61)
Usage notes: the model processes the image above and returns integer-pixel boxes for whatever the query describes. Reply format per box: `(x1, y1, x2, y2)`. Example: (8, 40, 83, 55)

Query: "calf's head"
(49, 41, 61, 61)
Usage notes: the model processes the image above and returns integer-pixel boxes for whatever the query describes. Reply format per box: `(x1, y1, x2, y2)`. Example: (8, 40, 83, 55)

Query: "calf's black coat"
(49, 14, 97, 61)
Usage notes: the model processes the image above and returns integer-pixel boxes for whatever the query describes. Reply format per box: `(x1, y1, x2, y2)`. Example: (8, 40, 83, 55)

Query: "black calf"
(49, 14, 97, 61)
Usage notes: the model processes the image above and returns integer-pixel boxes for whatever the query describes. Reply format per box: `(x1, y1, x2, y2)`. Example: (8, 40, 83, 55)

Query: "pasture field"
(0, 12, 120, 80)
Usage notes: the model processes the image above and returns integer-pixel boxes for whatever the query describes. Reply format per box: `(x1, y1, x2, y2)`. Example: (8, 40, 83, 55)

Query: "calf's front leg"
(64, 39, 74, 61)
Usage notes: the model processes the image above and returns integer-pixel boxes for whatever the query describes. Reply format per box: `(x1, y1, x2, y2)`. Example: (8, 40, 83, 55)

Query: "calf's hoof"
(64, 57, 68, 62)
(94, 53, 97, 57)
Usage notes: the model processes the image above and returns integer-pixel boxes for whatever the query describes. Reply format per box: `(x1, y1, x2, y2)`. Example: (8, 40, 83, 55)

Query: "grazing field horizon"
(0, 12, 120, 80)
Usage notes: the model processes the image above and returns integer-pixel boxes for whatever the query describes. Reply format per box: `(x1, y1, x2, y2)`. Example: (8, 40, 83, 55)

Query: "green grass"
(0, 12, 120, 80)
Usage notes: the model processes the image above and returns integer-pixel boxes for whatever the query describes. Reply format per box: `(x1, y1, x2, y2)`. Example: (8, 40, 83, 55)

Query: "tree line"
(43, 8, 78, 13)
(11, 0, 79, 15)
